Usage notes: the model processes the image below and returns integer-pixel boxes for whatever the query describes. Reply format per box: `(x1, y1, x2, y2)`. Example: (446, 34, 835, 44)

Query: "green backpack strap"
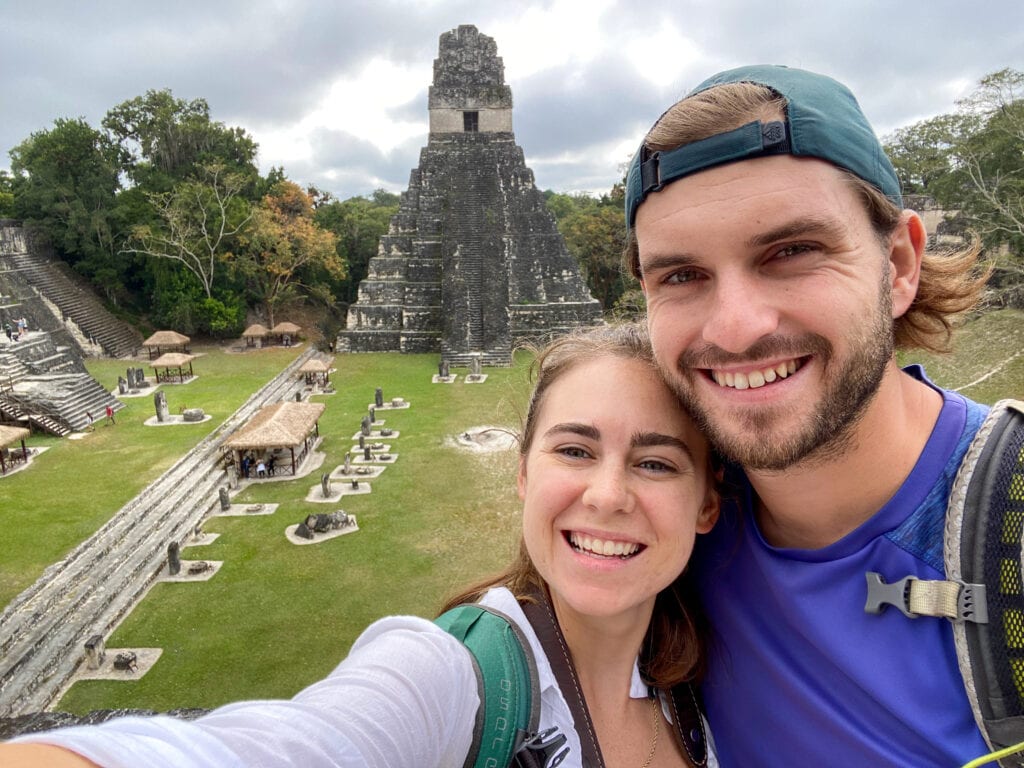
(436, 603, 567, 768)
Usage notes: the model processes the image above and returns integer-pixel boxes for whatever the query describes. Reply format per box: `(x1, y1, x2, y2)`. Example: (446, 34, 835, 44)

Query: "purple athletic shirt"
(694, 366, 991, 767)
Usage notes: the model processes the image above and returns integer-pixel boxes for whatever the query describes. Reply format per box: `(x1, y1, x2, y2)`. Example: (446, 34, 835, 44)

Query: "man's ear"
(889, 210, 926, 320)
(517, 456, 527, 501)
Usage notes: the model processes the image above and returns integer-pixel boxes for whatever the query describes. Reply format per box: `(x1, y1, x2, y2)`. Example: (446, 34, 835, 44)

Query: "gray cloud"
(3, 0, 1023, 201)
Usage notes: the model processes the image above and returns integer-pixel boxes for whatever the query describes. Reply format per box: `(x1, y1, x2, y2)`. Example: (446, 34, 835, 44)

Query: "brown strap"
(668, 683, 708, 766)
(521, 590, 605, 768)
(521, 587, 708, 768)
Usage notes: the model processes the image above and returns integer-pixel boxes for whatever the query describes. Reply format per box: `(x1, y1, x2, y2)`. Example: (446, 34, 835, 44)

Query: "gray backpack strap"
(863, 400, 1024, 764)
(946, 399, 1024, 764)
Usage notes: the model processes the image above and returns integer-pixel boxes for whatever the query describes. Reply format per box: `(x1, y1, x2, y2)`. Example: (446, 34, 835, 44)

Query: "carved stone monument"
(154, 390, 169, 422)
(182, 407, 204, 422)
(219, 487, 231, 511)
(113, 651, 138, 672)
(338, 25, 601, 365)
(167, 542, 181, 576)
(360, 416, 372, 436)
(375, 387, 384, 408)
(117, 376, 127, 395)
(84, 635, 106, 670)
(321, 473, 332, 498)
(342, 454, 352, 474)
(363, 446, 372, 461)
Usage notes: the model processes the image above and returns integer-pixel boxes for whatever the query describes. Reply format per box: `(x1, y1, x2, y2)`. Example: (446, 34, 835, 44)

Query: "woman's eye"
(557, 446, 591, 459)
(637, 458, 675, 473)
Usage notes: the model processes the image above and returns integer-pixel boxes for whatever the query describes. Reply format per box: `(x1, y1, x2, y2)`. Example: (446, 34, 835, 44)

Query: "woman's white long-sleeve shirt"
(11, 588, 668, 767)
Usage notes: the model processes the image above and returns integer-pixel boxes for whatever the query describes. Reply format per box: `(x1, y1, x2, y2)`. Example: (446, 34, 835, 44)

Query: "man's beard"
(665, 283, 895, 472)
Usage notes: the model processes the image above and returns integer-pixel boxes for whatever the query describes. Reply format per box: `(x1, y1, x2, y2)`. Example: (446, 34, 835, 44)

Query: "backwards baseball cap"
(624, 65, 902, 228)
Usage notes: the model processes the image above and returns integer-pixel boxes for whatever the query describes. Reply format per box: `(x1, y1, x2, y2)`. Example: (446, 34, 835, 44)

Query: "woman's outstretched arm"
(0, 743, 101, 767)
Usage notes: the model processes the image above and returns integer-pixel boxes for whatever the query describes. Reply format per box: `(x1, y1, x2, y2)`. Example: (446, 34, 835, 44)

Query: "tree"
(547, 184, 635, 312)
(0, 171, 14, 217)
(885, 69, 1024, 252)
(121, 162, 251, 298)
(8, 118, 127, 298)
(951, 69, 1024, 254)
(103, 89, 258, 191)
(884, 69, 1024, 304)
(314, 191, 398, 305)
(239, 181, 343, 326)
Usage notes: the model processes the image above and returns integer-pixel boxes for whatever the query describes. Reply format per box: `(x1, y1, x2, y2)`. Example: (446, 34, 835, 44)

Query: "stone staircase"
(0, 347, 316, 716)
(2, 374, 123, 434)
(2, 245, 141, 359)
(0, 344, 121, 435)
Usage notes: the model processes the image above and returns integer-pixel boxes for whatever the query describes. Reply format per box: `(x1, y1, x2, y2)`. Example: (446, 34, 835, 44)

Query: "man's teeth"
(712, 359, 799, 390)
(569, 533, 639, 558)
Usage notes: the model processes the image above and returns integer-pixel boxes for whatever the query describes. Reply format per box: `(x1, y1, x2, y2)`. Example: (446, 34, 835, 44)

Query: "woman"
(4, 323, 720, 767)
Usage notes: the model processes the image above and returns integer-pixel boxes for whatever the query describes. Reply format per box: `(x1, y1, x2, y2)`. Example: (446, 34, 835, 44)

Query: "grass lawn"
(4, 308, 1021, 713)
(52, 347, 533, 712)
(0, 344, 303, 611)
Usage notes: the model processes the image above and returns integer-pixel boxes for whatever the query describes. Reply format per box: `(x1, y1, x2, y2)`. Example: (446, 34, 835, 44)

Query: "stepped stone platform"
(0, 347, 316, 717)
(340, 26, 601, 365)
(0, 223, 142, 360)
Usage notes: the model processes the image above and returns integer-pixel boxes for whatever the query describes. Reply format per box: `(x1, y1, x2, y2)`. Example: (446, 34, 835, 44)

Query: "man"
(625, 66, 992, 766)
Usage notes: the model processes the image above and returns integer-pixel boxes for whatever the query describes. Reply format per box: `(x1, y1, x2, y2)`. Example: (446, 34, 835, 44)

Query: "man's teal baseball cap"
(625, 65, 902, 228)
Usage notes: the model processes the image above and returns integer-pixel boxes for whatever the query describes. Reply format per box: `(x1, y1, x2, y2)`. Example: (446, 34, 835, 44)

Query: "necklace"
(640, 695, 660, 768)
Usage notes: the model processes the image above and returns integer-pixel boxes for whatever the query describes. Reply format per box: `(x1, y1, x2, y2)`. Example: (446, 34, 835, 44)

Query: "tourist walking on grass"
(104, 405, 115, 426)
(2, 323, 721, 767)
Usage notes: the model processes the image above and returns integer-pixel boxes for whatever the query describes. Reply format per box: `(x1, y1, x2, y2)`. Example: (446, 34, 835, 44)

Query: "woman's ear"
(697, 488, 720, 534)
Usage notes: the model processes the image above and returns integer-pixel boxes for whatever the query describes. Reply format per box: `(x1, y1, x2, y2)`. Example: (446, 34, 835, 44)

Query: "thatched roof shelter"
(242, 323, 270, 348)
(142, 330, 191, 359)
(0, 425, 31, 475)
(149, 352, 196, 383)
(271, 322, 301, 336)
(0, 425, 30, 449)
(224, 401, 325, 477)
(298, 358, 333, 386)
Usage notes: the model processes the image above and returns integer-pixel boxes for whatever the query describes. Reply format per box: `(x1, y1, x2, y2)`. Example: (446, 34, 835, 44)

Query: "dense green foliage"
(545, 185, 643, 317)
(884, 69, 1024, 300)
(5, 90, 399, 337)
(8, 68, 1023, 335)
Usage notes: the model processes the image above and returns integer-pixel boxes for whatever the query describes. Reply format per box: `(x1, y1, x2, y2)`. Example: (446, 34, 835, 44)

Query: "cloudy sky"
(3, 0, 1023, 201)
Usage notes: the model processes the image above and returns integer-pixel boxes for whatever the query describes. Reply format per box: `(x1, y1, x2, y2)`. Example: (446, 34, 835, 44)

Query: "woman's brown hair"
(441, 322, 713, 687)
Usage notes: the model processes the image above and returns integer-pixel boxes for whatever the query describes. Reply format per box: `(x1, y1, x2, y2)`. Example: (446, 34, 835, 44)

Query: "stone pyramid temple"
(338, 25, 602, 365)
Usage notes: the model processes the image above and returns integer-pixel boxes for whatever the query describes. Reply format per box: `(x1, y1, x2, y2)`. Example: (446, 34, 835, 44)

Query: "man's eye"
(774, 243, 814, 260)
(664, 269, 701, 285)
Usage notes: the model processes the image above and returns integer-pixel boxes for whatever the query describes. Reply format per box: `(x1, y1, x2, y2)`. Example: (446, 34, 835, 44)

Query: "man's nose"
(701, 275, 780, 354)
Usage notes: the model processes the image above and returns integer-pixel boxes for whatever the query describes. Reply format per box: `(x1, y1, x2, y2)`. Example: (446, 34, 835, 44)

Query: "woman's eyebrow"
(544, 422, 599, 441)
(632, 431, 695, 462)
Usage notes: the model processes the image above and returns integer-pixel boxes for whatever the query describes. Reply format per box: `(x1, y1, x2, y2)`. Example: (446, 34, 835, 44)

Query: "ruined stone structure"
(0, 222, 132, 434)
(339, 25, 601, 365)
